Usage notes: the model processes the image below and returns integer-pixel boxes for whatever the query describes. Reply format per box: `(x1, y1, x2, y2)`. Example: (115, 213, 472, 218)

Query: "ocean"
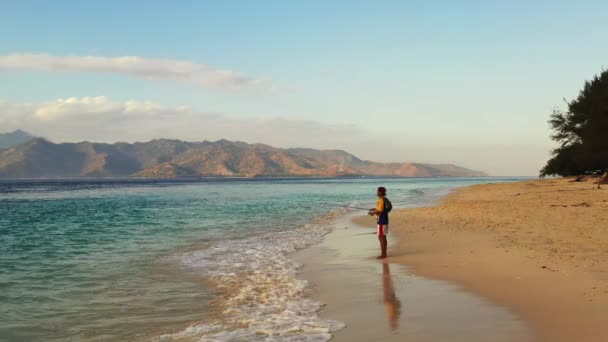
(0, 177, 522, 341)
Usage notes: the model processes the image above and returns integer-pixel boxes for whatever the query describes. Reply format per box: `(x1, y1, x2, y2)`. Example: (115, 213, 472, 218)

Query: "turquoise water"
(0, 177, 523, 341)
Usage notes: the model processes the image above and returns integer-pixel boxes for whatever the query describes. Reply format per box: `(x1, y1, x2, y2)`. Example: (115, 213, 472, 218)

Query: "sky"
(1, 1, 607, 176)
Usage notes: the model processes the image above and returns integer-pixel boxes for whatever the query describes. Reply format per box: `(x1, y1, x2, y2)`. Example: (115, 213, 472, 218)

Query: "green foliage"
(541, 70, 608, 177)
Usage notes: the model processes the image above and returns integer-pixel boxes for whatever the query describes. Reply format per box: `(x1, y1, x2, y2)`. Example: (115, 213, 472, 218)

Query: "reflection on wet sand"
(382, 262, 402, 331)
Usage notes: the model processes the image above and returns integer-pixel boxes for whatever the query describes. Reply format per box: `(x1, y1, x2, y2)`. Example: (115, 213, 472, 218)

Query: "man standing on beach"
(369, 186, 389, 259)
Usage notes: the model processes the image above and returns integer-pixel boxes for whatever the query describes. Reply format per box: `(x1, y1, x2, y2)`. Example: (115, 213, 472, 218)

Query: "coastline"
(3, 177, 512, 341)
(350, 178, 607, 342)
(296, 212, 533, 342)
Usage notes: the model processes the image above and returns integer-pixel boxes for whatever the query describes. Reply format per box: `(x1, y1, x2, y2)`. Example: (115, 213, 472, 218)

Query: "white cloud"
(0, 96, 547, 175)
(0, 53, 273, 91)
(0, 97, 360, 148)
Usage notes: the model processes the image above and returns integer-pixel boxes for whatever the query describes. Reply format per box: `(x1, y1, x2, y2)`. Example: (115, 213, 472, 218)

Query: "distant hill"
(0, 137, 488, 178)
(0, 130, 36, 149)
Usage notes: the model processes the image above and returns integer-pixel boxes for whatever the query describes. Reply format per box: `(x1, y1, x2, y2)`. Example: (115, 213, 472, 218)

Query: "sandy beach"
(296, 213, 533, 342)
(349, 178, 608, 342)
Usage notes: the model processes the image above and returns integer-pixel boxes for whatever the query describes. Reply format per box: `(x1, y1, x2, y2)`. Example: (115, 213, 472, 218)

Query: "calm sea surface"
(0, 177, 524, 341)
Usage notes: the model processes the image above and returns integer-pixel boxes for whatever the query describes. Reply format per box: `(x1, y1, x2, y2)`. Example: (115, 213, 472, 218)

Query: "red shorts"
(377, 224, 389, 236)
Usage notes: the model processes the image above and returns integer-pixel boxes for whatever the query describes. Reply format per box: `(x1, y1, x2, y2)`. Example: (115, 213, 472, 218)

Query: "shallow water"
(296, 214, 533, 342)
(0, 177, 525, 341)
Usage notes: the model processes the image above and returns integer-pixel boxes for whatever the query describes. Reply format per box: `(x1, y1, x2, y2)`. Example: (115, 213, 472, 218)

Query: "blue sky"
(1, 1, 607, 175)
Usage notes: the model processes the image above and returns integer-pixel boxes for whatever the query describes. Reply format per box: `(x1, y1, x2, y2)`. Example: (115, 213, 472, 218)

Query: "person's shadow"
(382, 262, 402, 331)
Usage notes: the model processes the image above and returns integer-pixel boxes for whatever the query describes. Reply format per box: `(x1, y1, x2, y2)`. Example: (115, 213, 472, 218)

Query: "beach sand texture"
(297, 214, 533, 342)
(370, 178, 608, 342)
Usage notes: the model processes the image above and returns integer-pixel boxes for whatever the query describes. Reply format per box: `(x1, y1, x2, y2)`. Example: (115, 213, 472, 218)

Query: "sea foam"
(158, 213, 346, 341)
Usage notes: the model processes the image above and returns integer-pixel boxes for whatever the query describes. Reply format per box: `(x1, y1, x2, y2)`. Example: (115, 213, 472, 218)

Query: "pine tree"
(541, 70, 608, 176)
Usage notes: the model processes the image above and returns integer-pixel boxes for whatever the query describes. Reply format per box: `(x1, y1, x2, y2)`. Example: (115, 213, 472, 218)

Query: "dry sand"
(353, 178, 607, 342)
(296, 214, 533, 342)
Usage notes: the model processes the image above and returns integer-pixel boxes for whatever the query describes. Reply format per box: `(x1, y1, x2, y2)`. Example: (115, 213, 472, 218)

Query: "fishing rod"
(334, 205, 374, 211)
(316, 201, 375, 211)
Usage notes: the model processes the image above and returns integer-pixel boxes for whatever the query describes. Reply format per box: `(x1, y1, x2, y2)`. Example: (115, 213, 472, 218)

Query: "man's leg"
(377, 224, 388, 258)
(380, 235, 388, 258)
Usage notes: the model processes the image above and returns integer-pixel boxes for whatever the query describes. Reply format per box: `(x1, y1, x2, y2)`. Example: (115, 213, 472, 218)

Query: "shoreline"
(296, 212, 533, 341)
(151, 209, 348, 342)
(352, 178, 607, 342)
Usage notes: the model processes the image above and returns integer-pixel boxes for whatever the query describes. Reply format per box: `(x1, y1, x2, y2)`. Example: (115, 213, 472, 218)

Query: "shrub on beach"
(541, 69, 608, 177)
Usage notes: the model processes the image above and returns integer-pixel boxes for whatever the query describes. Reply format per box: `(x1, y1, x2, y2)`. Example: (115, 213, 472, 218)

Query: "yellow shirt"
(376, 197, 384, 215)
(376, 196, 389, 224)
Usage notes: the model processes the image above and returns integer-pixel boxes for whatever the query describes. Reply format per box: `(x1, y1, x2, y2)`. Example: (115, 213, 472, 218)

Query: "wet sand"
(296, 214, 533, 342)
(352, 178, 608, 342)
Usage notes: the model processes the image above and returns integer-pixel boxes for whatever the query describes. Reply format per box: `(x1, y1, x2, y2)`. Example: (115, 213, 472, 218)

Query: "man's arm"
(369, 198, 384, 216)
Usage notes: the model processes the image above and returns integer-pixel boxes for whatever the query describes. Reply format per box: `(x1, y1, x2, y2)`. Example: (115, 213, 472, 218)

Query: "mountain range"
(0, 132, 487, 178)
(0, 130, 36, 149)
